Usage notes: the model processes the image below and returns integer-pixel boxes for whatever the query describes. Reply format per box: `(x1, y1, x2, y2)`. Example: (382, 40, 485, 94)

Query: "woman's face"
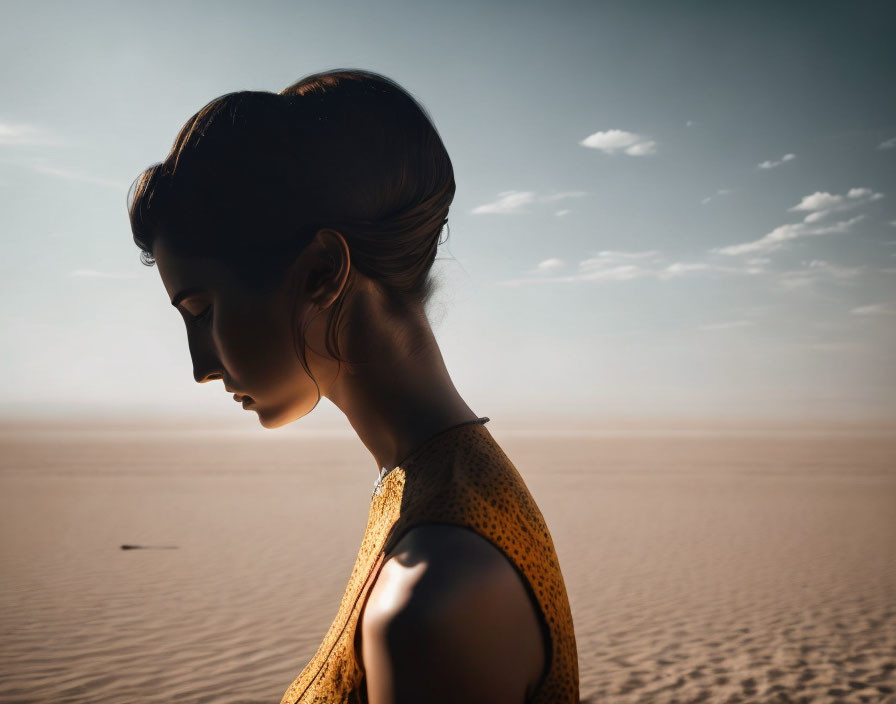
(152, 236, 325, 429)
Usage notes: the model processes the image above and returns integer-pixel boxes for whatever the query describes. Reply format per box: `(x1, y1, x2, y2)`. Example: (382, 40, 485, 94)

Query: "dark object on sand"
(120, 544, 179, 550)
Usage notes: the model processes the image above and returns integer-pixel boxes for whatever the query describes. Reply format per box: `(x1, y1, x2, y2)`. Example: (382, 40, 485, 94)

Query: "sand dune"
(1, 421, 894, 702)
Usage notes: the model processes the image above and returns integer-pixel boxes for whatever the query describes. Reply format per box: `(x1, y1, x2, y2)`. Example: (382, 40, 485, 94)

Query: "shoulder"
(360, 523, 546, 703)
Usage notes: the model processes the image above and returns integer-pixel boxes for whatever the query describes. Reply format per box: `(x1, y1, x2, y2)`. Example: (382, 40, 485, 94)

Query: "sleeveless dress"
(279, 417, 579, 703)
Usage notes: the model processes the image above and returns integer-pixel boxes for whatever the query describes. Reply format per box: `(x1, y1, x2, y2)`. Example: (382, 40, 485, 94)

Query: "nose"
(195, 369, 223, 384)
(186, 330, 224, 384)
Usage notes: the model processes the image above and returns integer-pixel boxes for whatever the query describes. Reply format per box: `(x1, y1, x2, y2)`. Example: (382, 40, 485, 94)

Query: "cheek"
(215, 302, 298, 385)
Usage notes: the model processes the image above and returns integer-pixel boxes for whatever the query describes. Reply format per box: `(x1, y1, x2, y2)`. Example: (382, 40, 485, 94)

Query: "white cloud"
(597, 249, 659, 259)
(758, 153, 796, 169)
(624, 140, 657, 156)
(701, 188, 732, 204)
(536, 258, 565, 271)
(790, 191, 845, 212)
(577, 264, 655, 281)
(498, 249, 766, 286)
(541, 191, 587, 201)
(471, 190, 536, 214)
(69, 269, 141, 279)
(804, 259, 863, 278)
(576, 250, 661, 281)
(714, 215, 864, 256)
(579, 249, 661, 267)
(580, 129, 639, 151)
(580, 129, 657, 156)
(777, 259, 864, 289)
(788, 187, 883, 223)
(715, 188, 884, 256)
(0, 122, 54, 146)
(664, 262, 711, 275)
(877, 137, 896, 150)
(699, 320, 754, 331)
(471, 190, 585, 215)
(555, 209, 571, 217)
(686, 120, 696, 127)
(850, 303, 895, 316)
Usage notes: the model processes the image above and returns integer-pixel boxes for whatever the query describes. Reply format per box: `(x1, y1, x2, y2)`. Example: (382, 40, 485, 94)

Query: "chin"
(255, 410, 291, 430)
(254, 399, 319, 430)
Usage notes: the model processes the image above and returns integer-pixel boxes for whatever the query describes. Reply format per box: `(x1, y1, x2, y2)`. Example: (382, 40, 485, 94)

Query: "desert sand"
(1, 418, 894, 703)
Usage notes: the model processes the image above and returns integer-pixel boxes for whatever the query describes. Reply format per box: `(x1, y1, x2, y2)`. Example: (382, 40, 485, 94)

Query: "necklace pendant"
(372, 465, 390, 499)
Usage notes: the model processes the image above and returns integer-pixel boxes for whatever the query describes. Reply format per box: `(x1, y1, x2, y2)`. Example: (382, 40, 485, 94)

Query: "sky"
(1, 0, 894, 427)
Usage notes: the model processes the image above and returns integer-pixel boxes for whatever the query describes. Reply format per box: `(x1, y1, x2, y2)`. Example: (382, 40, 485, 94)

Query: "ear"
(303, 228, 352, 310)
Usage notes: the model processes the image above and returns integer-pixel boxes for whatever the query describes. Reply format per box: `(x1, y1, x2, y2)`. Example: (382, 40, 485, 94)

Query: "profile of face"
(153, 234, 345, 429)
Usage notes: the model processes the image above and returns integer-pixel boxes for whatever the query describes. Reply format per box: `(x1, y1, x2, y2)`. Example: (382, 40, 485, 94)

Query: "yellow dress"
(279, 417, 579, 703)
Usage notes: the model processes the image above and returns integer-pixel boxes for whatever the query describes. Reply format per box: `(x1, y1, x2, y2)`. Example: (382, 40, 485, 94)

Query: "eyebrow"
(171, 287, 206, 308)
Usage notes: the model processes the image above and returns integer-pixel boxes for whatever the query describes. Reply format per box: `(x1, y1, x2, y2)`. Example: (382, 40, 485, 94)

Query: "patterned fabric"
(279, 418, 579, 703)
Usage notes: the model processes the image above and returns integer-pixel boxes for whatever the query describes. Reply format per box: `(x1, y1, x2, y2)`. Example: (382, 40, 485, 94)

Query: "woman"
(128, 69, 579, 703)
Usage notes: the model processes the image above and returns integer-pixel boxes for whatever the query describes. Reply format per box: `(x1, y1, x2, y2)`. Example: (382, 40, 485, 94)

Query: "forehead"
(153, 237, 233, 302)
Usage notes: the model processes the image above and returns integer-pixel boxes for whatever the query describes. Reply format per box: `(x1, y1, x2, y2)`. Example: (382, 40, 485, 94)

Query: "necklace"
(370, 416, 490, 499)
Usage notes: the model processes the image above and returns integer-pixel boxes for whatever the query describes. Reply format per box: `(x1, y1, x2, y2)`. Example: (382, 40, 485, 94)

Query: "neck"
(323, 302, 479, 474)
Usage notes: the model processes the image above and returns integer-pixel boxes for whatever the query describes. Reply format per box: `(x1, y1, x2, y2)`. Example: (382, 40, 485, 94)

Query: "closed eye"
(188, 305, 213, 325)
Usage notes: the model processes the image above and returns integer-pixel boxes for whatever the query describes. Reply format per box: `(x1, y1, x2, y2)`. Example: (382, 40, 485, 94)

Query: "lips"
(232, 393, 253, 403)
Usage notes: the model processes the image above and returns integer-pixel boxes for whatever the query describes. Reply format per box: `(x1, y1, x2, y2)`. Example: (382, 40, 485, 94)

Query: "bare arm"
(360, 524, 546, 704)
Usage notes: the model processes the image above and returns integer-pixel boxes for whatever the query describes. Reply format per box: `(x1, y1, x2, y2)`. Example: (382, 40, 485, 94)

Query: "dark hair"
(128, 68, 456, 394)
